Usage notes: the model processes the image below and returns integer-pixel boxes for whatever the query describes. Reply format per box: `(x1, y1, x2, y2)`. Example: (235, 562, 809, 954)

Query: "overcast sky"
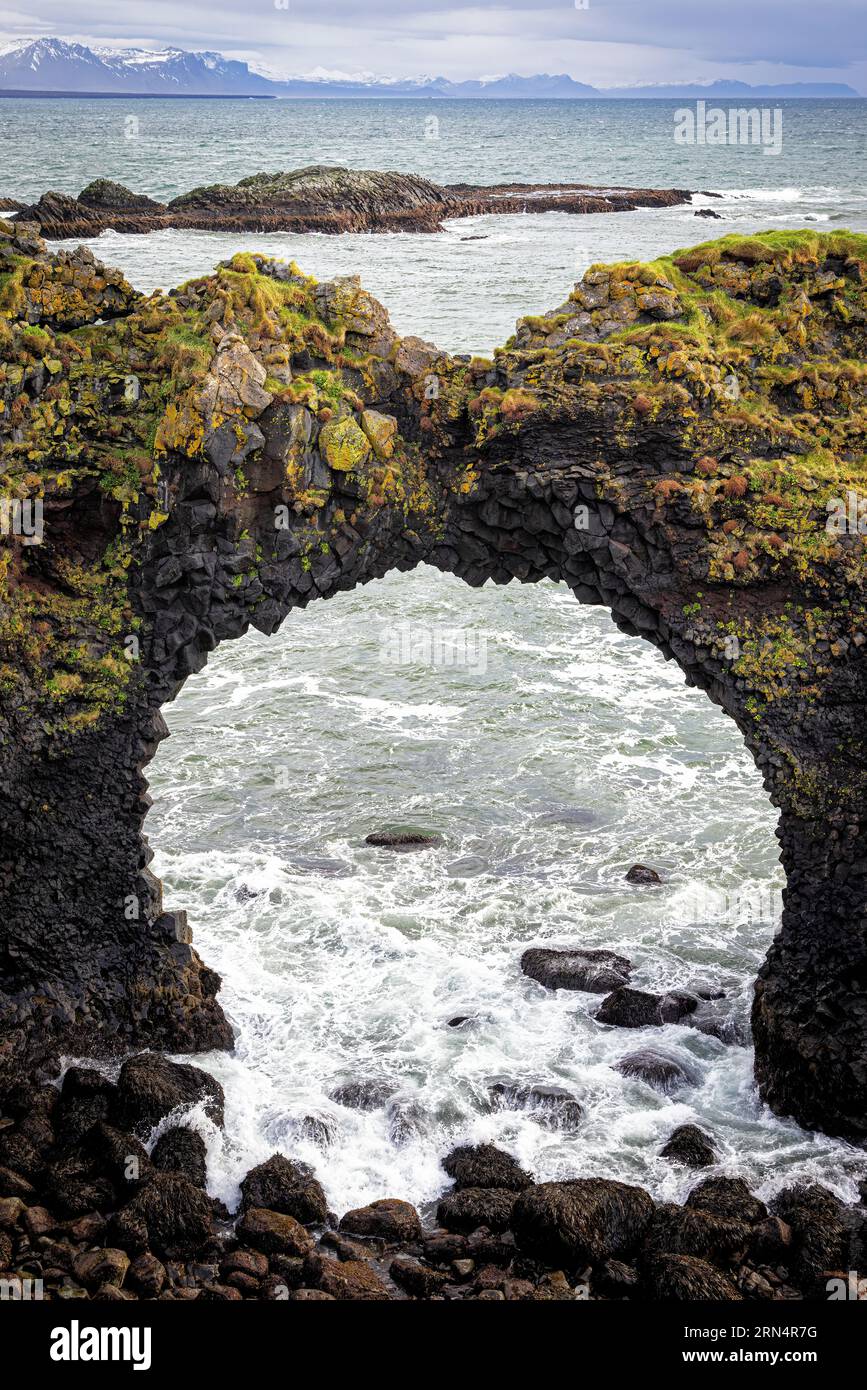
(3, 0, 866, 89)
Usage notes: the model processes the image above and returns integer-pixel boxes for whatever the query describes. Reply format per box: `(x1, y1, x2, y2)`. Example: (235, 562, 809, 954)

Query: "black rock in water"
(111, 1055, 225, 1136)
(441, 1143, 534, 1191)
(660, 1124, 718, 1168)
(625, 863, 662, 885)
(521, 946, 632, 993)
(596, 987, 698, 1028)
(364, 830, 441, 851)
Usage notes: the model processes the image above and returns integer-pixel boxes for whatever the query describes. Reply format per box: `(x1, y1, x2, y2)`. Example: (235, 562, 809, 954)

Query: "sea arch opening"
(143, 563, 850, 1217)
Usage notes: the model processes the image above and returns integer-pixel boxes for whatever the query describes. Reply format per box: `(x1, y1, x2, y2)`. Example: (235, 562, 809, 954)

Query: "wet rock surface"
(13, 165, 691, 238)
(521, 946, 632, 993)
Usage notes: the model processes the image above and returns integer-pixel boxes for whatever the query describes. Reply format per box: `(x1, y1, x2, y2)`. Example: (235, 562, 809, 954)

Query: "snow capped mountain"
(0, 38, 275, 94)
(0, 38, 859, 98)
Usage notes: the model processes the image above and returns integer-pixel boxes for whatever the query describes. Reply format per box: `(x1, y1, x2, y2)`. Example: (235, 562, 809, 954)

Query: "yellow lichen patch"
(319, 415, 371, 472)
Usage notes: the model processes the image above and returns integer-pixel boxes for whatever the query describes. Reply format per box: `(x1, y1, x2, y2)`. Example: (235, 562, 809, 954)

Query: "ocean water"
(16, 96, 867, 1215)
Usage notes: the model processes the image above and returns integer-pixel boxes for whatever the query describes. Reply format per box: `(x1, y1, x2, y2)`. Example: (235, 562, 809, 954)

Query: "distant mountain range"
(0, 39, 860, 99)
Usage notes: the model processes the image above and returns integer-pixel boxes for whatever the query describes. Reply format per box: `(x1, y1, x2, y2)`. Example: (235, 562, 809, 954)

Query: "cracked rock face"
(1, 219, 867, 1142)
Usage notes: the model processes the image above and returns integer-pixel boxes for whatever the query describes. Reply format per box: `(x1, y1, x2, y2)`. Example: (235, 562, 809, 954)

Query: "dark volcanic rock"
(642, 1253, 743, 1300)
(441, 1144, 533, 1191)
(1, 218, 866, 1152)
(239, 1154, 327, 1225)
(339, 1198, 422, 1243)
(686, 1177, 767, 1226)
(151, 1127, 208, 1188)
(770, 1184, 849, 1292)
(642, 1203, 750, 1262)
(236, 1206, 313, 1258)
(597, 987, 698, 1028)
(437, 1186, 518, 1234)
(110, 1173, 216, 1259)
(615, 1050, 696, 1093)
(512, 1178, 655, 1265)
(364, 830, 440, 851)
(54, 1068, 116, 1146)
(660, 1124, 717, 1168)
(112, 1055, 224, 1135)
(520, 946, 632, 993)
(77, 179, 166, 213)
(16, 165, 691, 238)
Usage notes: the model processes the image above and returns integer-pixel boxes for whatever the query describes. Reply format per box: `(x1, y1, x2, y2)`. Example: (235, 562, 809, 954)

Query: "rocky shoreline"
(1, 1054, 864, 1302)
(10, 165, 692, 238)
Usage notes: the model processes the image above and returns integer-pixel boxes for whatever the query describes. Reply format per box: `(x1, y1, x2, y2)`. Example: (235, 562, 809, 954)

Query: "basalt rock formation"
(1, 217, 867, 1144)
(13, 164, 691, 238)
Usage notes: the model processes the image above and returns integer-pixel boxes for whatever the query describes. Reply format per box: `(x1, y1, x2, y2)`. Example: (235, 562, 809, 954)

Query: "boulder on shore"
(437, 1186, 518, 1234)
(239, 1154, 328, 1225)
(642, 1253, 743, 1300)
(111, 1055, 224, 1135)
(339, 1198, 421, 1243)
(512, 1178, 655, 1265)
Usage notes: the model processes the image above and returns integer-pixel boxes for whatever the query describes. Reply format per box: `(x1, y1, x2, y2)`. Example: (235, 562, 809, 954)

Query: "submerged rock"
(615, 1050, 696, 1093)
(489, 1083, 583, 1130)
(520, 946, 632, 993)
(364, 830, 441, 851)
(330, 1081, 394, 1111)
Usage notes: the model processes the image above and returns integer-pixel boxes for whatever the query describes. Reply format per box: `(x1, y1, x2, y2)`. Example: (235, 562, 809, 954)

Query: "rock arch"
(1, 219, 866, 1140)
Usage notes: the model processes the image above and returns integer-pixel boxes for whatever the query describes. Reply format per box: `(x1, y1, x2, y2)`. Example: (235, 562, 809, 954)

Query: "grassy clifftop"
(1, 222, 866, 739)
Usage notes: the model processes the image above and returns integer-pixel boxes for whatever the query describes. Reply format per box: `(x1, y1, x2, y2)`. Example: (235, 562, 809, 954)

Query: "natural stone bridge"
(1, 217, 866, 1142)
